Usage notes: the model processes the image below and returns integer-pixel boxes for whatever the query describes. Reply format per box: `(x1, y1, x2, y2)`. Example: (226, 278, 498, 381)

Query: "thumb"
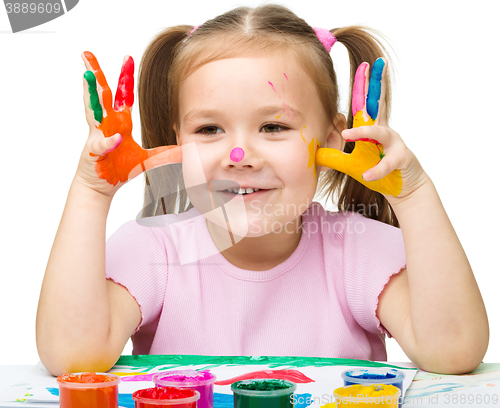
(316, 147, 351, 174)
(90, 133, 122, 157)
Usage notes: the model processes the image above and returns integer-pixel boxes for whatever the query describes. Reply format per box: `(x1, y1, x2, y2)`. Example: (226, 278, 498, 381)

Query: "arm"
(36, 179, 141, 376)
(318, 58, 488, 374)
(36, 52, 181, 376)
(377, 176, 489, 374)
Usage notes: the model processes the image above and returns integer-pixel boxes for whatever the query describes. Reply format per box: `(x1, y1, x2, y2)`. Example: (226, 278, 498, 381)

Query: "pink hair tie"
(313, 27, 337, 53)
(188, 25, 200, 37)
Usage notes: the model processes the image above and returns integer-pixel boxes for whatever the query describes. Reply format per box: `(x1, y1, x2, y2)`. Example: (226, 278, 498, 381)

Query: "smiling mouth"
(226, 188, 266, 195)
(223, 188, 271, 197)
(209, 180, 275, 195)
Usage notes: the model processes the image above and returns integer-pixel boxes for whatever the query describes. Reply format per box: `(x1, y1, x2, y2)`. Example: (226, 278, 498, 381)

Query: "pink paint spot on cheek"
(282, 84, 285, 93)
(268, 81, 277, 93)
(230, 147, 244, 162)
(283, 73, 288, 81)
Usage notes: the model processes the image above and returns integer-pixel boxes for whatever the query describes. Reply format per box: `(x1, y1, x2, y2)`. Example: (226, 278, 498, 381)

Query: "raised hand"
(77, 51, 182, 196)
(316, 58, 405, 197)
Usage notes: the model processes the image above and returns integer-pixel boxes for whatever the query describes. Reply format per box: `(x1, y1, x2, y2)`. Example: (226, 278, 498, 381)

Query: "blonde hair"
(137, 4, 399, 227)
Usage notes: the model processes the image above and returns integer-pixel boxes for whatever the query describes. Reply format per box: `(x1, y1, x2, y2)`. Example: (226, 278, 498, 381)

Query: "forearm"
(389, 176, 489, 373)
(36, 179, 116, 375)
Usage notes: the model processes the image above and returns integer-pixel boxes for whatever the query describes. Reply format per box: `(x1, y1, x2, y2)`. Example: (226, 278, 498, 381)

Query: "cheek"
(180, 142, 219, 196)
(278, 149, 317, 199)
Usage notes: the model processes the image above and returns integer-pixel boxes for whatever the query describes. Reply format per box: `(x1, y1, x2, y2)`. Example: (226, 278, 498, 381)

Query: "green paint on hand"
(84, 70, 103, 123)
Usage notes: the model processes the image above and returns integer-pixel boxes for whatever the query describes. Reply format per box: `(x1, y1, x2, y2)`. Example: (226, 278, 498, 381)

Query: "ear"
(324, 113, 346, 150)
(319, 113, 346, 173)
(173, 124, 180, 145)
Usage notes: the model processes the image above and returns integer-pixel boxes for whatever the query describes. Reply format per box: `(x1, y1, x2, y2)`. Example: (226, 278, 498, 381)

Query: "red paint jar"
(132, 386, 200, 408)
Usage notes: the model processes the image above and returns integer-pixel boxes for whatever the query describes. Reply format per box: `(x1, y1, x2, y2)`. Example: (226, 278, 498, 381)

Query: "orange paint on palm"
(84, 51, 182, 186)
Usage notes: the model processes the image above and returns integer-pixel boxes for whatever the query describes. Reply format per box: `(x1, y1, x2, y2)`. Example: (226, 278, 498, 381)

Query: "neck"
(206, 216, 303, 271)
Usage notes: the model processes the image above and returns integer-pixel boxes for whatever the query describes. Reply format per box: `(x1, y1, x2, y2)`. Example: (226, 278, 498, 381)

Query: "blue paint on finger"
(366, 58, 385, 120)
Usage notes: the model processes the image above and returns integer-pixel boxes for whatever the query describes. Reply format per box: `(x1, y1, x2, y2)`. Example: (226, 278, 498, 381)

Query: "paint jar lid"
(231, 379, 297, 397)
(334, 384, 401, 404)
(341, 368, 405, 386)
(56, 372, 120, 389)
(153, 370, 217, 387)
(132, 387, 200, 405)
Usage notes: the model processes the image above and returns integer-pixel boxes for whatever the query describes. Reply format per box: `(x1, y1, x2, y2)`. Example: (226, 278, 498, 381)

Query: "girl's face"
(176, 55, 341, 238)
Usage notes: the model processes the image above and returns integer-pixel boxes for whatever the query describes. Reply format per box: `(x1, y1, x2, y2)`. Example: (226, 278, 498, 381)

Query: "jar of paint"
(334, 384, 401, 407)
(231, 378, 297, 408)
(56, 372, 120, 408)
(152, 369, 216, 408)
(341, 368, 405, 408)
(132, 386, 200, 408)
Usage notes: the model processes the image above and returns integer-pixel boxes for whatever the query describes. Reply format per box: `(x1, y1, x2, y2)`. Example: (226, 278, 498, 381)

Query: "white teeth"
(225, 188, 260, 194)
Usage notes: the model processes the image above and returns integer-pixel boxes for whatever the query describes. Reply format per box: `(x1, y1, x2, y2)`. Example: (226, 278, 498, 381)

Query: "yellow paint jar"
(333, 384, 400, 407)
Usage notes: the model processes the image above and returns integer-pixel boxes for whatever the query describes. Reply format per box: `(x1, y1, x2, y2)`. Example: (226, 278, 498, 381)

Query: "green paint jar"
(231, 379, 297, 408)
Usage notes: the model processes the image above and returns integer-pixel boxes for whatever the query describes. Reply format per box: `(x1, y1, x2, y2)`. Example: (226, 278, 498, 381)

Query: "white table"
(1, 361, 499, 408)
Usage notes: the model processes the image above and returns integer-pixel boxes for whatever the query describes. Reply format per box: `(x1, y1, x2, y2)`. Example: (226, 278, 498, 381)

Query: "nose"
(222, 145, 264, 170)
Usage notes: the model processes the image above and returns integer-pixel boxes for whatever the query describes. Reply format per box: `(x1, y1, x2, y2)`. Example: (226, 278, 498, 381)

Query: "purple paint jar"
(152, 370, 216, 408)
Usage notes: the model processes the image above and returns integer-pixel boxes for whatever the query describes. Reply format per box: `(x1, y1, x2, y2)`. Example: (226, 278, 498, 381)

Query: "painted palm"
(316, 58, 403, 197)
(83, 51, 181, 186)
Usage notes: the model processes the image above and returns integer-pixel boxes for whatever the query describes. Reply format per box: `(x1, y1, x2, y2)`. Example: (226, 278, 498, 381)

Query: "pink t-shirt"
(105, 201, 406, 361)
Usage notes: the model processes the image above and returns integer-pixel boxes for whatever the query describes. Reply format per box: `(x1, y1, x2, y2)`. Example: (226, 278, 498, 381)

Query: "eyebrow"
(183, 105, 304, 125)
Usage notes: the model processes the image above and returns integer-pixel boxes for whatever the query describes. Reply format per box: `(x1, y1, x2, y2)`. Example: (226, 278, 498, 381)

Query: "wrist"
(70, 176, 114, 209)
(386, 172, 434, 210)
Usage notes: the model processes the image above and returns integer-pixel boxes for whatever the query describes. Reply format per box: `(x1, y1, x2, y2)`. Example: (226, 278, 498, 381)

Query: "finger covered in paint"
(114, 55, 134, 111)
(352, 62, 369, 116)
(366, 58, 385, 121)
(82, 51, 113, 118)
(84, 70, 103, 123)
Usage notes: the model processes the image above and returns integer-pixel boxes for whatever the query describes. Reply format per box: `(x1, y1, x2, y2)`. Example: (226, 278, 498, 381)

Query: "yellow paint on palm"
(353, 110, 376, 128)
(316, 142, 402, 196)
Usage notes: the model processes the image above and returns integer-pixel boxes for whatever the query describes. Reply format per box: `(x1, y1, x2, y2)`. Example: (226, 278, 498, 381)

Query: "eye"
(196, 125, 223, 137)
(261, 123, 289, 134)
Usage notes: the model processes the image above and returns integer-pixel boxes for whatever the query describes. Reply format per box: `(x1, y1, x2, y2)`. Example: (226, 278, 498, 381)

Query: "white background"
(0, 0, 499, 366)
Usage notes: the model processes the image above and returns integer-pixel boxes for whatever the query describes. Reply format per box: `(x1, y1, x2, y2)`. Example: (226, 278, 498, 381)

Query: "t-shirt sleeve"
(341, 211, 407, 338)
(105, 220, 168, 335)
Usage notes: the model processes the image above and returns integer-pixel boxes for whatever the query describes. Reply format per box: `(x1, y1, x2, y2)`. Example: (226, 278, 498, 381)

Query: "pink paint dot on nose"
(230, 147, 244, 162)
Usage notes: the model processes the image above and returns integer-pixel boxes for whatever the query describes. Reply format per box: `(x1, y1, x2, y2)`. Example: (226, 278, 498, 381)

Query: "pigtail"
(138, 26, 194, 218)
(317, 26, 399, 228)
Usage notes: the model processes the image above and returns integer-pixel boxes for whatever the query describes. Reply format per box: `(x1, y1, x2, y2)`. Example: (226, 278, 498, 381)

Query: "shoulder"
(304, 202, 402, 244)
(108, 206, 201, 246)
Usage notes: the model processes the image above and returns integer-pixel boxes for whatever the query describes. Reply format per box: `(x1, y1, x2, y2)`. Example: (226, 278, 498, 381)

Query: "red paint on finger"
(345, 137, 381, 144)
(114, 56, 134, 111)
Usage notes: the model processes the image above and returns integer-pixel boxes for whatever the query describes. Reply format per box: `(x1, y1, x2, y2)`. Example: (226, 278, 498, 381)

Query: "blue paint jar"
(341, 368, 405, 408)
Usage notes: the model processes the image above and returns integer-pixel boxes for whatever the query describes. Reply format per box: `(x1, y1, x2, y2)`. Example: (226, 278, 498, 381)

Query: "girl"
(36, 4, 488, 376)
